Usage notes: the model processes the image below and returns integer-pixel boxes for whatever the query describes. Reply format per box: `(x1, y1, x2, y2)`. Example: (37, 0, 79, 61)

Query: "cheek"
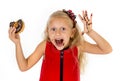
(66, 31, 72, 37)
(62, 33, 71, 41)
(48, 32, 55, 40)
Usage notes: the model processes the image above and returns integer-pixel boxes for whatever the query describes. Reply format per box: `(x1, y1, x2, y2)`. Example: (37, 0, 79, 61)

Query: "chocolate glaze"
(10, 19, 23, 33)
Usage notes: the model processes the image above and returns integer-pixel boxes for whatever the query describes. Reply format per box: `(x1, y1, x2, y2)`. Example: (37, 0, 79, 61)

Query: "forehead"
(48, 17, 72, 27)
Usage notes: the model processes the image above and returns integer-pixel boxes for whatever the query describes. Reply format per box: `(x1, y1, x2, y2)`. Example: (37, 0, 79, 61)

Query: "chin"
(55, 46, 64, 50)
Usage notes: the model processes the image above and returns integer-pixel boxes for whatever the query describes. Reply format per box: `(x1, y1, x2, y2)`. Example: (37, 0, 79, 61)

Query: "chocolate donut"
(10, 19, 24, 33)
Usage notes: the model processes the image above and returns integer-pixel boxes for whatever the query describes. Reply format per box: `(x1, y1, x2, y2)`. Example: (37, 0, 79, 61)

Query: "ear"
(70, 28, 76, 38)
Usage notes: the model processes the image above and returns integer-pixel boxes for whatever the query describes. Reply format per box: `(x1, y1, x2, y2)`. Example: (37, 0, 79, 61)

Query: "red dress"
(39, 41, 80, 81)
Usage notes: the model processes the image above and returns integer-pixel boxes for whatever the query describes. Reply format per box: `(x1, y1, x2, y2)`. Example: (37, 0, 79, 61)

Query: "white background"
(0, 0, 120, 81)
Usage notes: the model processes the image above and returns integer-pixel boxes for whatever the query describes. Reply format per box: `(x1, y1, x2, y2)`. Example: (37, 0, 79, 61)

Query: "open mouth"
(55, 39, 64, 47)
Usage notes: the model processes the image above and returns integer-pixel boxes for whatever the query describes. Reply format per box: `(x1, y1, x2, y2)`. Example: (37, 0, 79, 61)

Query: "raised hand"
(79, 10, 93, 35)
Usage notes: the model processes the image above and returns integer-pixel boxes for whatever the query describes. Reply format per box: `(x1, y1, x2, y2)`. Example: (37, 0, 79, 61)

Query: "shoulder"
(35, 40, 47, 54)
(77, 45, 84, 55)
(39, 40, 47, 47)
(77, 41, 85, 52)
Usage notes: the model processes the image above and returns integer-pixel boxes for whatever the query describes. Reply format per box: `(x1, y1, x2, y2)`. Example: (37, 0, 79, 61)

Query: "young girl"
(8, 9, 112, 81)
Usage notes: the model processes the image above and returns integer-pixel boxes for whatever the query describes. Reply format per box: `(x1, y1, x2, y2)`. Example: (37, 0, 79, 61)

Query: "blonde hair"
(44, 10, 86, 72)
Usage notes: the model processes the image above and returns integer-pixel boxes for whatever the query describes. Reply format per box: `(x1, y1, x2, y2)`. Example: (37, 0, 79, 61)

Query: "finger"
(8, 27, 14, 36)
(82, 10, 87, 18)
(90, 13, 93, 22)
(10, 27, 15, 33)
(8, 27, 15, 40)
(11, 28, 16, 37)
(85, 10, 88, 18)
(78, 14, 86, 25)
(8, 27, 12, 34)
(13, 27, 16, 33)
(9, 27, 15, 33)
(84, 10, 89, 22)
(8, 27, 12, 39)
(87, 13, 93, 25)
(10, 27, 16, 37)
(85, 17, 89, 22)
(78, 14, 84, 21)
(82, 10, 85, 19)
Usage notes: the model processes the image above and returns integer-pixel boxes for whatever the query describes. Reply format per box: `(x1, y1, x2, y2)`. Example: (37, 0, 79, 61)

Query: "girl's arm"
(9, 27, 46, 71)
(83, 30, 112, 54)
(78, 10, 112, 54)
(15, 40, 46, 71)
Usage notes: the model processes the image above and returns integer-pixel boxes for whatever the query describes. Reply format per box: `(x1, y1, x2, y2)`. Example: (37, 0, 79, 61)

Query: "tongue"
(55, 39, 63, 47)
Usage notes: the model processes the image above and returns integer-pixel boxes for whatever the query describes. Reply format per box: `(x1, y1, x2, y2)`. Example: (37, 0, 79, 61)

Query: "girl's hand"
(79, 10, 93, 35)
(8, 27, 20, 45)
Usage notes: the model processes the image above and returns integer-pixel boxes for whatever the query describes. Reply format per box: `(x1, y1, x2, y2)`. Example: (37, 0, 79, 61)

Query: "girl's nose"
(56, 29, 61, 35)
